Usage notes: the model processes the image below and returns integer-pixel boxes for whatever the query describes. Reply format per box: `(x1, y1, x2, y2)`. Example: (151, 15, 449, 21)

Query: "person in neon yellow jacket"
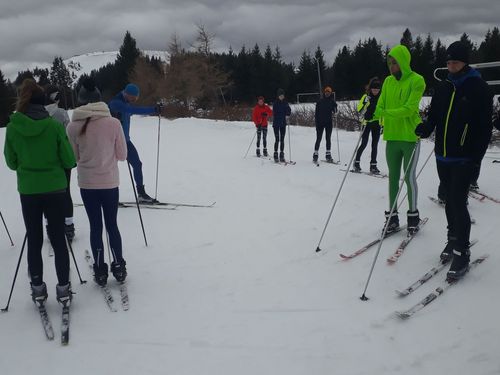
(374, 44, 426, 235)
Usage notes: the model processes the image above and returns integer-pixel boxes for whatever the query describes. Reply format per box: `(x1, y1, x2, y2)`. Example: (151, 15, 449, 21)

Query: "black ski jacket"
(315, 96, 337, 128)
(417, 67, 493, 163)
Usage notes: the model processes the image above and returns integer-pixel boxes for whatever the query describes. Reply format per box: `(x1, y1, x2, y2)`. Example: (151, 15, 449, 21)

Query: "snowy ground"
(0, 116, 499, 375)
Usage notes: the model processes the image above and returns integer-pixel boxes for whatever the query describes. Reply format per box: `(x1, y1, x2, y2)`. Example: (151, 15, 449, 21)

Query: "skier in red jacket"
(252, 96, 273, 157)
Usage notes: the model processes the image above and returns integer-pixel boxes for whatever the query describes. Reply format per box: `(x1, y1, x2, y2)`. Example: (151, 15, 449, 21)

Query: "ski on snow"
(61, 304, 70, 345)
(339, 169, 388, 179)
(386, 218, 429, 264)
(469, 190, 500, 204)
(84, 250, 117, 312)
(36, 302, 55, 340)
(339, 225, 408, 260)
(395, 255, 488, 319)
(119, 201, 216, 209)
(395, 239, 478, 297)
(320, 159, 340, 165)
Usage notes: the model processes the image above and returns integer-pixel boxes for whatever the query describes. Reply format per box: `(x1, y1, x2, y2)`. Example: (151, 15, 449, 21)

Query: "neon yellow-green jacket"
(374, 44, 425, 142)
(357, 94, 380, 125)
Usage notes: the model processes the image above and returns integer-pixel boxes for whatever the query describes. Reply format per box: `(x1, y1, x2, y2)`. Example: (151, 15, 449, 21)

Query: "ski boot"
(273, 151, 279, 163)
(93, 262, 109, 286)
(279, 151, 285, 163)
(447, 248, 471, 281)
(31, 282, 48, 305)
(65, 223, 75, 243)
(325, 152, 334, 163)
(56, 283, 72, 306)
(407, 210, 420, 235)
(383, 210, 399, 235)
(353, 160, 361, 172)
(469, 181, 479, 192)
(369, 163, 380, 175)
(440, 237, 456, 264)
(312, 151, 319, 163)
(256, 148, 261, 157)
(263, 148, 268, 157)
(111, 259, 127, 283)
(137, 185, 156, 203)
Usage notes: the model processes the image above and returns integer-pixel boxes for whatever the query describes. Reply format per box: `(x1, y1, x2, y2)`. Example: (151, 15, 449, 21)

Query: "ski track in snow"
(0, 117, 499, 375)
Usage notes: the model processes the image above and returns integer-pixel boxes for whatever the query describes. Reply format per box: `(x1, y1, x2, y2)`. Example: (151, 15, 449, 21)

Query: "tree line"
(1, 26, 499, 125)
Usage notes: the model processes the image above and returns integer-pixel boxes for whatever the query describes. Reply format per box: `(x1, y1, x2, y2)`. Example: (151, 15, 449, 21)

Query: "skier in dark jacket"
(108, 83, 159, 203)
(272, 88, 291, 162)
(313, 86, 338, 162)
(415, 41, 493, 280)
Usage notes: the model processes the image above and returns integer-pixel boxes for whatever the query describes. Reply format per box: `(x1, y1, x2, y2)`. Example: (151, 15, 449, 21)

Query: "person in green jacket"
(374, 44, 426, 235)
(4, 79, 76, 308)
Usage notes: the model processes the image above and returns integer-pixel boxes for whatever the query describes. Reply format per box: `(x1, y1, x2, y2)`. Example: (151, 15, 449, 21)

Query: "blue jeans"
(80, 188, 124, 266)
(127, 141, 143, 187)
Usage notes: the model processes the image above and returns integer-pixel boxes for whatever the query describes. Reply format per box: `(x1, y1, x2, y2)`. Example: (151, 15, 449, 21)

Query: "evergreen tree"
(114, 31, 141, 91)
(479, 27, 500, 62)
(0, 70, 15, 127)
(434, 38, 447, 70)
(420, 34, 435, 92)
(459, 33, 479, 63)
(400, 28, 414, 51)
(49, 56, 74, 108)
(296, 50, 316, 95)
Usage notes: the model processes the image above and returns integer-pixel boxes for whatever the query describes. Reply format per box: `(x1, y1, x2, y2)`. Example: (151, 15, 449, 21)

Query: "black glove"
(262, 112, 268, 117)
(415, 123, 429, 138)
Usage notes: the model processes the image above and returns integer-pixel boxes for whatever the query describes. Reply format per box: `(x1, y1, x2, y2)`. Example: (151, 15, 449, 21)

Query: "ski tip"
(395, 311, 410, 320)
(395, 290, 408, 297)
(339, 254, 349, 259)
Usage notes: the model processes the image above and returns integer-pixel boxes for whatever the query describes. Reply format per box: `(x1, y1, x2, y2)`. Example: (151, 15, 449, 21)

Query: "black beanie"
(277, 88, 285, 96)
(369, 79, 381, 89)
(77, 78, 101, 105)
(446, 41, 469, 64)
(29, 91, 46, 106)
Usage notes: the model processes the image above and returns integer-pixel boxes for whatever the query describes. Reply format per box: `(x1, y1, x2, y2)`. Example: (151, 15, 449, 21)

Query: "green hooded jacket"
(374, 44, 425, 142)
(4, 110, 76, 194)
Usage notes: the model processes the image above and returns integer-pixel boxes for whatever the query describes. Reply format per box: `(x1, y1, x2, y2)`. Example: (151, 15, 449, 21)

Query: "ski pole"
(335, 113, 341, 163)
(244, 130, 257, 158)
(0, 210, 14, 246)
(65, 234, 87, 284)
(360, 140, 420, 301)
(127, 162, 148, 247)
(287, 124, 294, 163)
(1, 234, 27, 312)
(315, 128, 365, 253)
(154, 112, 161, 201)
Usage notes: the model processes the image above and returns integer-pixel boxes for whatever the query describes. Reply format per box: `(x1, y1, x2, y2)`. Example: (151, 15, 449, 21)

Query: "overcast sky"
(1, 0, 499, 80)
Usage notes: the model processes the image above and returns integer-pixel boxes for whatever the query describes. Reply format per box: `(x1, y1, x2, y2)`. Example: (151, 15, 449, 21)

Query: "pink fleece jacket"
(67, 102, 127, 189)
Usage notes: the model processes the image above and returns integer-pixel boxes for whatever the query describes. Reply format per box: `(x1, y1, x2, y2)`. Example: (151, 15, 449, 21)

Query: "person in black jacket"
(272, 88, 291, 162)
(313, 86, 338, 162)
(415, 41, 493, 281)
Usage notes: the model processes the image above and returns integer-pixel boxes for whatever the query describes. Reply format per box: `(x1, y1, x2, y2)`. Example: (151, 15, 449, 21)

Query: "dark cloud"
(1, 0, 499, 79)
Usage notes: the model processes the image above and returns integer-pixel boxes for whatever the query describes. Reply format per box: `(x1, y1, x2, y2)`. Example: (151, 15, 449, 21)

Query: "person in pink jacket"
(66, 79, 128, 286)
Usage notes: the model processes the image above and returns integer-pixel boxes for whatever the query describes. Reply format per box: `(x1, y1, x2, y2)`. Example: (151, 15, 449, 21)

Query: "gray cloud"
(1, 0, 499, 79)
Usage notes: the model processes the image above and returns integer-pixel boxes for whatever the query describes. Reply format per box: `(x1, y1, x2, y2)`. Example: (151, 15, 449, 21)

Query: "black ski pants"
(355, 121, 381, 164)
(256, 125, 267, 149)
(20, 191, 70, 286)
(314, 124, 332, 152)
(273, 126, 286, 152)
(436, 160, 475, 251)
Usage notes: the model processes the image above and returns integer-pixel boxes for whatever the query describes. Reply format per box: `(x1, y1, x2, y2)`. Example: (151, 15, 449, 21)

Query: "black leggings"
(21, 192, 70, 286)
(355, 121, 381, 164)
(437, 160, 475, 249)
(64, 169, 73, 219)
(273, 126, 286, 152)
(256, 126, 267, 149)
(314, 124, 333, 151)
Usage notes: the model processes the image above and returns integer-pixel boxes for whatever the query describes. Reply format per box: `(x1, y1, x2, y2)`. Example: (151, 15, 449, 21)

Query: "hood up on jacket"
(388, 44, 413, 80)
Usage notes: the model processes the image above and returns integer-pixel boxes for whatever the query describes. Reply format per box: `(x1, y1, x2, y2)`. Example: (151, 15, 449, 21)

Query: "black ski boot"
(440, 238, 456, 264)
(353, 160, 361, 172)
(93, 262, 109, 286)
(137, 185, 156, 203)
(447, 248, 471, 281)
(469, 181, 479, 192)
(370, 163, 380, 174)
(273, 151, 279, 163)
(313, 152, 319, 163)
(263, 148, 268, 157)
(256, 148, 261, 157)
(325, 152, 333, 163)
(279, 152, 285, 163)
(407, 210, 420, 235)
(383, 210, 399, 235)
(111, 259, 127, 283)
(65, 223, 75, 243)
(31, 282, 48, 305)
(56, 283, 72, 306)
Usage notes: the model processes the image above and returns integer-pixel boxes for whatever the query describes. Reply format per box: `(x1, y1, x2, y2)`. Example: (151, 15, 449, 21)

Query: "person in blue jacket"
(108, 83, 159, 203)
(272, 88, 291, 162)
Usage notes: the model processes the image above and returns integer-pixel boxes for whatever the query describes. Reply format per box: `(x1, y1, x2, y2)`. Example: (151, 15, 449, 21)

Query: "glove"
(261, 112, 268, 117)
(414, 123, 428, 138)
